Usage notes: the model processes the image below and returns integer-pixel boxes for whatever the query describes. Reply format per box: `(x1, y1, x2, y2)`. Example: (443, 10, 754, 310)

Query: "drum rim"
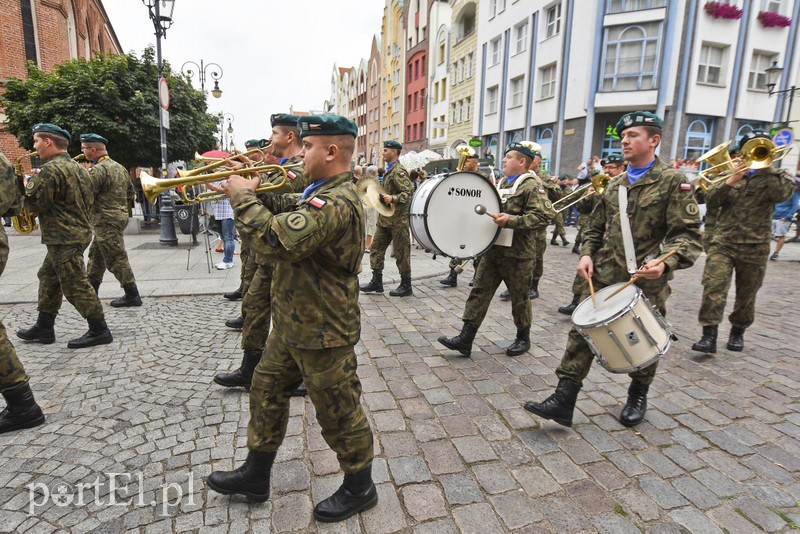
(572, 283, 642, 329)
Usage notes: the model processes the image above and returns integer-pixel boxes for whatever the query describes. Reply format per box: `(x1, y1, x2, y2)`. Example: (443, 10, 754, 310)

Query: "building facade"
(367, 35, 383, 165)
(382, 0, 406, 156)
(446, 0, 478, 159)
(403, 0, 431, 153)
(427, 1, 452, 155)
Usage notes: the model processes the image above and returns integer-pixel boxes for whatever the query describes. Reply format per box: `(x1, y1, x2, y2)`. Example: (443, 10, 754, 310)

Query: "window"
(413, 124, 418, 140)
(762, 0, 782, 12)
(489, 0, 497, 18)
(601, 121, 622, 159)
(546, 3, 561, 38)
(434, 81, 440, 102)
(536, 125, 554, 173)
(540, 63, 557, 99)
(601, 22, 661, 91)
(499, 0, 507, 13)
(415, 60, 419, 79)
(735, 122, 766, 146)
(466, 98, 472, 121)
(748, 51, 777, 91)
(407, 95, 412, 111)
(491, 37, 502, 66)
(458, 58, 465, 82)
(684, 117, 715, 162)
(407, 125, 412, 141)
(438, 41, 446, 64)
(487, 86, 499, 114)
(467, 53, 474, 78)
(515, 21, 528, 54)
(441, 77, 447, 99)
(409, 64, 414, 80)
(451, 103, 458, 124)
(606, 0, 666, 13)
(510, 76, 525, 107)
(697, 43, 726, 85)
(420, 120, 424, 137)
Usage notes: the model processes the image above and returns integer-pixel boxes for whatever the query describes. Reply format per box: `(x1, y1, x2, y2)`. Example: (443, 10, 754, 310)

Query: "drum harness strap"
(617, 185, 638, 275)
(496, 172, 535, 203)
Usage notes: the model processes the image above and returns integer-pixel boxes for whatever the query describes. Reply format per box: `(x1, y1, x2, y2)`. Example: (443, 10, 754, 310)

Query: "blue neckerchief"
(300, 179, 327, 200)
(279, 157, 288, 165)
(745, 169, 757, 178)
(504, 174, 521, 184)
(385, 161, 396, 172)
(627, 159, 656, 184)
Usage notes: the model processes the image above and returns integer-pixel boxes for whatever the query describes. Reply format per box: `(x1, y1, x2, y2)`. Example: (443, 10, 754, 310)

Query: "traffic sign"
(159, 77, 170, 110)
(773, 128, 793, 147)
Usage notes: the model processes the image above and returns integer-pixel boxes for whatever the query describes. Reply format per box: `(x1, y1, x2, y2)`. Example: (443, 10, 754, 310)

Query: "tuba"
(455, 144, 475, 171)
(11, 152, 38, 234)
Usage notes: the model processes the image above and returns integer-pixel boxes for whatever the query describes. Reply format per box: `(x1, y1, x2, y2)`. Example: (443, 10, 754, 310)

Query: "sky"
(104, 1, 385, 150)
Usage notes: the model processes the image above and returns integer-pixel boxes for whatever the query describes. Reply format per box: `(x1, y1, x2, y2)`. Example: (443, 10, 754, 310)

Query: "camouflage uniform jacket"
(495, 173, 557, 260)
(705, 166, 794, 245)
(89, 156, 134, 231)
(0, 154, 16, 275)
(231, 171, 364, 349)
(24, 152, 93, 245)
(377, 161, 412, 228)
(582, 157, 702, 289)
(543, 179, 564, 203)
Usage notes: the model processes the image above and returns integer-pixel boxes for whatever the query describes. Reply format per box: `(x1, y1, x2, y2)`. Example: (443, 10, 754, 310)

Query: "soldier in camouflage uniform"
(0, 152, 45, 434)
(524, 112, 702, 427)
(438, 142, 556, 358)
(557, 154, 626, 315)
(16, 124, 113, 349)
(208, 114, 377, 523)
(214, 115, 309, 391)
(80, 134, 142, 307)
(550, 176, 570, 246)
(692, 129, 795, 354)
(360, 140, 414, 297)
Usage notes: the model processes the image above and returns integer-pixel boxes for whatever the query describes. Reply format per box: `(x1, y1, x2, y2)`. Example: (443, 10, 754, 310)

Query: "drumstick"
(603, 249, 677, 301)
(587, 276, 597, 308)
(474, 204, 499, 219)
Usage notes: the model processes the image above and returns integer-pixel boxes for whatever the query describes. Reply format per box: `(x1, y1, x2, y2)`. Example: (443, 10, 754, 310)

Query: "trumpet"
(553, 173, 610, 213)
(697, 137, 793, 190)
(140, 163, 295, 205)
(187, 145, 272, 177)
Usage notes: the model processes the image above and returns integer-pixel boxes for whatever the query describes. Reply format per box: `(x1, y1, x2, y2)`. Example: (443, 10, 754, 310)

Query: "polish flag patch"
(287, 170, 297, 181)
(680, 183, 692, 191)
(309, 197, 326, 209)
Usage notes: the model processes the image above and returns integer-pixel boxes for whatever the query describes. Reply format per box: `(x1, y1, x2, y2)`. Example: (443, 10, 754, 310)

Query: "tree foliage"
(1, 47, 218, 169)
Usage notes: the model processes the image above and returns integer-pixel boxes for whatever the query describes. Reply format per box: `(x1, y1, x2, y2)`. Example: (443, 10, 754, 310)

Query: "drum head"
(410, 171, 501, 258)
(572, 283, 640, 327)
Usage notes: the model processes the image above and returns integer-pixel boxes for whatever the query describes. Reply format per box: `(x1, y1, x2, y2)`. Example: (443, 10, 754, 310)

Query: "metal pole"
(785, 86, 795, 126)
(154, 1, 178, 245)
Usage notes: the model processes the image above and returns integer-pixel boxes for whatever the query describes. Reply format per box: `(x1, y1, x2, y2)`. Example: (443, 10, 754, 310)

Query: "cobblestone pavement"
(1, 232, 799, 533)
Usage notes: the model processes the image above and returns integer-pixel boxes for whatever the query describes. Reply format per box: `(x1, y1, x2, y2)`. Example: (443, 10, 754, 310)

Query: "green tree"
(1, 47, 218, 169)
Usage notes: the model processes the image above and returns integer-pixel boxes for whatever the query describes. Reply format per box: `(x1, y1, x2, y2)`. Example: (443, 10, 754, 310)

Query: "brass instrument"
(140, 163, 292, 205)
(12, 152, 38, 234)
(697, 137, 793, 190)
(187, 145, 272, 176)
(455, 144, 475, 171)
(73, 154, 87, 162)
(553, 173, 610, 214)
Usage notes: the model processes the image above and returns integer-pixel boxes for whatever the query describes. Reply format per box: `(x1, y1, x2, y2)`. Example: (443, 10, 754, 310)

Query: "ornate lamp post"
(218, 112, 234, 152)
(180, 60, 224, 98)
(142, 0, 178, 245)
(765, 60, 799, 127)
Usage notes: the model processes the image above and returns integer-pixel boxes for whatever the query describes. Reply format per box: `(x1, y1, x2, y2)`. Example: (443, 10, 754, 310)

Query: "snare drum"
(572, 283, 671, 373)
(409, 171, 501, 259)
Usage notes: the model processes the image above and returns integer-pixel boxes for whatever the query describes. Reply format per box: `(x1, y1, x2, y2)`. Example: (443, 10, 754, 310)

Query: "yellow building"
(446, 0, 478, 158)
(381, 0, 405, 160)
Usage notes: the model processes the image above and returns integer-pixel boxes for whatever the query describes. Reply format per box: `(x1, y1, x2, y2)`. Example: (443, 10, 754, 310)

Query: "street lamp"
(180, 60, 224, 98)
(143, 0, 178, 246)
(218, 112, 234, 152)
(765, 60, 799, 126)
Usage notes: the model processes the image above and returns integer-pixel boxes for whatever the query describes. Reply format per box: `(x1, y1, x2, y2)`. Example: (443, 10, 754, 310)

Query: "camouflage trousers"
(570, 271, 588, 296)
(242, 262, 273, 352)
(239, 244, 258, 296)
(552, 213, 566, 239)
(463, 248, 534, 331)
(38, 244, 104, 319)
(370, 223, 411, 278)
(556, 279, 670, 386)
(86, 226, 136, 286)
(531, 229, 547, 284)
(247, 335, 374, 474)
(0, 320, 29, 392)
(698, 242, 770, 329)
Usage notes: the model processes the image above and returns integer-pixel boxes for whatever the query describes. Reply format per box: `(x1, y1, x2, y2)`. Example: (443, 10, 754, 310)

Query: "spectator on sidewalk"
(771, 176, 800, 261)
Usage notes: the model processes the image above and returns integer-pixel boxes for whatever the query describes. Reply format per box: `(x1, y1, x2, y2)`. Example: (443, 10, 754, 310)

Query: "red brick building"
(0, 0, 122, 164)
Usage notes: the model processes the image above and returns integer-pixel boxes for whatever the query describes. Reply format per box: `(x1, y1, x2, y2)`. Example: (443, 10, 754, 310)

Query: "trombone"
(697, 137, 793, 190)
(186, 144, 272, 177)
(553, 173, 610, 213)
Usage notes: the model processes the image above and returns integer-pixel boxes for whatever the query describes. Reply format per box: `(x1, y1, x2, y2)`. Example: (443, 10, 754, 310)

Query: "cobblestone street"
(1, 231, 798, 533)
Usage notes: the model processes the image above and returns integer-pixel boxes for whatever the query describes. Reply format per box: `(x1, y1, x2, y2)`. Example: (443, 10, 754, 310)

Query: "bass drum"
(409, 171, 501, 259)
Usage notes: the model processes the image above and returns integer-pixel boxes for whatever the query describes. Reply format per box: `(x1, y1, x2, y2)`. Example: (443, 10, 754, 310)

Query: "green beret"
(615, 111, 663, 135)
(270, 113, 301, 128)
(298, 114, 357, 138)
(466, 153, 479, 160)
(32, 123, 71, 142)
(79, 133, 108, 145)
(504, 142, 535, 160)
(738, 129, 770, 152)
(603, 153, 625, 165)
(244, 139, 261, 148)
(383, 140, 403, 151)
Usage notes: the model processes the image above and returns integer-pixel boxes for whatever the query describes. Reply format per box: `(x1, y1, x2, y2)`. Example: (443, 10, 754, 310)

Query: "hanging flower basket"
(703, 1, 743, 20)
(757, 11, 791, 28)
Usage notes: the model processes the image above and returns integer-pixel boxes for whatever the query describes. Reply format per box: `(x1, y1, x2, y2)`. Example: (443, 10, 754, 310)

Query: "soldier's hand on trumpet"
(724, 159, 750, 186)
(206, 174, 261, 198)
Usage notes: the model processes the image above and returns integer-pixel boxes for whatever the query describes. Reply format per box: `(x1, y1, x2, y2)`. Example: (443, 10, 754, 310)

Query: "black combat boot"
(292, 382, 308, 397)
(314, 464, 378, 523)
(67, 317, 113, 349)
(389, 277, 413, 297)
(561, 235, 570, 246)
(727, 326, 745, 352)
(691, 325, 718, 354)
(110, 283, 142, 307)
(499, 288, 511, 301)
(439, 269, 458, 287)
(214, 349, 262, 388)
(207, 450, 276, 503)
(529, 279, 540, 300)
(0, 383, 45, 434)
(619, 381, 649, 427)
(88, 277, 101, 295)
(558, 294, 581, 315)
(506, 327, 531, 356)
(438, 322, 478, 357)
(359, 270, 384, 293)
(224, 283, 243, 301)
(225, 315, 244, 330)
(17, 312, 56, 345)
(523, 378, 581, 427)
(550, 233, 558, 245)
(572, 242, 581, 254)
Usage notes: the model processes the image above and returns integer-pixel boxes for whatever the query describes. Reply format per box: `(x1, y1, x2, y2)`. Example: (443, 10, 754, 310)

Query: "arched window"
(684, 117, 714, 162)
(536, 125, 554, 174)
(735, 122, 765, 147)
(600, 23, 661, 91)
(67, 2, 78, 59)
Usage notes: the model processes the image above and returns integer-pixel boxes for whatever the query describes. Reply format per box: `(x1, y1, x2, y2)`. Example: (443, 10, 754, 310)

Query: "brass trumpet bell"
(698, 136, 793, 190)
(697, 141, 734, 180)
(553, 173, 610, 214)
